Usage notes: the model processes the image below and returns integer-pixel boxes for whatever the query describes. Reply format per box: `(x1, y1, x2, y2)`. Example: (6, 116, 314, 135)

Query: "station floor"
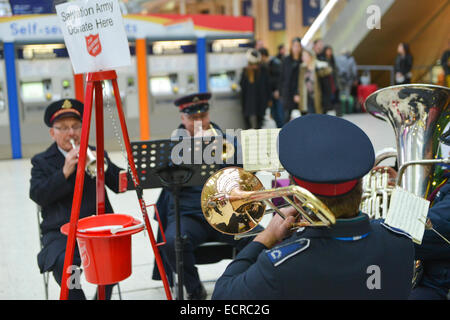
(0, 111, 396, 300)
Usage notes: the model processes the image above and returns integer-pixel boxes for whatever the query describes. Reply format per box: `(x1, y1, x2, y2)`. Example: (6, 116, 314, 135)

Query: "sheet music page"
(384, 187, 430, 244)
(241, 129, 284, 172)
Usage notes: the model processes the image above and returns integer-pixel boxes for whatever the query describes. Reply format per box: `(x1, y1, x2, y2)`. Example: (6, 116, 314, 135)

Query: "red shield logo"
(85, 34, 102, 57)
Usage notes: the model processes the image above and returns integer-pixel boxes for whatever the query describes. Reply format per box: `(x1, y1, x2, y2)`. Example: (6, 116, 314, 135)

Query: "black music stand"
(128, 136, 223, 300)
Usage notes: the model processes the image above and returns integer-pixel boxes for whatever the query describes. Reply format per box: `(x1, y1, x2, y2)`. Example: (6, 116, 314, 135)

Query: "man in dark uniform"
(154, 92, 255, 300)
(212, 114, 415, 299)
(409, 125, 450, 300)
(29, 99, 123, 300)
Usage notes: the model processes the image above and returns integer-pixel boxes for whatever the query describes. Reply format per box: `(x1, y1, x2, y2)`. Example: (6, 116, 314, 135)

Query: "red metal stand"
(59, 70, 173, 300)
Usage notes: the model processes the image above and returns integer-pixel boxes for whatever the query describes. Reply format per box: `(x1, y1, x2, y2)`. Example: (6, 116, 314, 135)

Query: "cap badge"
(62, 100, 72, 109)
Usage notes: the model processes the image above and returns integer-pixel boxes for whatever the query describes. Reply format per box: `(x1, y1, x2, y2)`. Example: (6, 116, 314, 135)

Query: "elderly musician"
(212, 114, 415, 299)
(29, 99, 123, 300)
(153, 92, 256, 300)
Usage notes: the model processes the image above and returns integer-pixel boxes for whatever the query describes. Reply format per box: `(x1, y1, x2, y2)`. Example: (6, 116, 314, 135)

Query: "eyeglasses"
(186, 112, 209, 121)
(53, 125, 82, 133)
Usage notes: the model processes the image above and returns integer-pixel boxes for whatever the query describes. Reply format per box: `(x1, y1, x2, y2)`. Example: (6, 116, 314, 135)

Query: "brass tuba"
(362, 84, 450, 217)
(200, 166, 336, 236)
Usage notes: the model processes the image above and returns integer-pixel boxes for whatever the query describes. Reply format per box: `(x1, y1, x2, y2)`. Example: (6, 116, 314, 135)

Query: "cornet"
(208, 124, 235, 163)
(201, 166, 336, 237)
(70, 139, 107, 178)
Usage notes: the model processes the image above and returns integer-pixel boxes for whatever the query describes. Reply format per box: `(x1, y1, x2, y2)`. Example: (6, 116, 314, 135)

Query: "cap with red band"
(44, 99, 84, 127)
(174, 92, 211, 114)
(292, 176, 359, 197)
(278, 114, 375, 197)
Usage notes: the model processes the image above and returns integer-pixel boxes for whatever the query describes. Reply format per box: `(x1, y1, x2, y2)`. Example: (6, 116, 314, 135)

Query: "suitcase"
(357, 84, 378, 112)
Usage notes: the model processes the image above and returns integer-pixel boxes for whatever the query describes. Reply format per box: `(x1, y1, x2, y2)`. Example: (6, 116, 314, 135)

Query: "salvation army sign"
(55, 0, 131, 74)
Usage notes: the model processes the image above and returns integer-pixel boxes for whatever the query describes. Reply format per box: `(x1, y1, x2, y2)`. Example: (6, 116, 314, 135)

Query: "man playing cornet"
(212, 114, 415, 299)
(152, 92, 254, 300)
(29, 99, 123, 300)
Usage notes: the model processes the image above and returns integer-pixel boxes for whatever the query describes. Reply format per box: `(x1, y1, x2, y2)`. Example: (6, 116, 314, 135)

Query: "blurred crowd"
(239, 37, 361, 129)
(239, 36, 450, 130)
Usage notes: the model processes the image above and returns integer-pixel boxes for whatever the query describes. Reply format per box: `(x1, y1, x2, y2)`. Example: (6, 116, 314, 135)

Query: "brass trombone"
(201, 166, 336, 237)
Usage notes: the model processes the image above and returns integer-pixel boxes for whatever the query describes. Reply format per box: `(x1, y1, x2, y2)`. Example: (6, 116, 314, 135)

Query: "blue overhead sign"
(9, 0, 55, 15)
(268, 0, 285, 31)
(302, 0, 321, 26)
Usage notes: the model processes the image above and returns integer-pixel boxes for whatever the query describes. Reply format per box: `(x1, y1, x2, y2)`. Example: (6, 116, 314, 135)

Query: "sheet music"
(384, 187, 430, 244)
(241, 129, 284, 172)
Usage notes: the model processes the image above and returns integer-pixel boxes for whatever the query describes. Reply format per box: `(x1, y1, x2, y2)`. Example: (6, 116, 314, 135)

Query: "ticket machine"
(15, 43, 75, 157)
(102, 51, 141, 147)
(206, 38, 252, 130)
(0, 52, 11, 159)
(147, 40, 198, 138)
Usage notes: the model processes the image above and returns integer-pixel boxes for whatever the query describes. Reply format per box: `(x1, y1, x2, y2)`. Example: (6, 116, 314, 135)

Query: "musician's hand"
(293, 95, 300, 103)
(63, 147, 79, 179)
(254, 206, 297, 249)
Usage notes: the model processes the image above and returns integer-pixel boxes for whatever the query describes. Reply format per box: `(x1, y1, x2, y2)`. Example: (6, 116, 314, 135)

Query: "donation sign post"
(54, 0, 174, 301)
(55, 0, 131, 74)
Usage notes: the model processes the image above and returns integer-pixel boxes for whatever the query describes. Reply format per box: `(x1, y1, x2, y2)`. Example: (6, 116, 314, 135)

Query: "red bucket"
(61, 214, 144, 285)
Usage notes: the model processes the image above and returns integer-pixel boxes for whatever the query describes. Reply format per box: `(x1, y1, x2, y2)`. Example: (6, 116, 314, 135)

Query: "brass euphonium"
(362, 84, 450, 218)
(201, 166, 336, 236)
(364, 84, 450, 287)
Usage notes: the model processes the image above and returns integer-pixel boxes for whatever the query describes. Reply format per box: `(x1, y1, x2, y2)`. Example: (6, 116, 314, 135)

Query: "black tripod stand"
(127, 138, 222, 299)
(156, 165, 193, 300)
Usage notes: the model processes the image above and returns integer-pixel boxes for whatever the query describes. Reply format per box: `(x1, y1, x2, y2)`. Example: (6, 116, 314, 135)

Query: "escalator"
(322, 0, 450, 87)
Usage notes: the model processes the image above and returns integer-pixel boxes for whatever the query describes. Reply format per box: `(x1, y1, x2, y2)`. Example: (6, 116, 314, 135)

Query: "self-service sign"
(55, 0, 131, 74)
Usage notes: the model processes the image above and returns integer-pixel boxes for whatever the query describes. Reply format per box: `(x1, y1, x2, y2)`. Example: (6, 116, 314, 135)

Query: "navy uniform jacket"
(414, 175, 450, 296)
(30, 142, 122, 273)
(212, 213, 415, 300)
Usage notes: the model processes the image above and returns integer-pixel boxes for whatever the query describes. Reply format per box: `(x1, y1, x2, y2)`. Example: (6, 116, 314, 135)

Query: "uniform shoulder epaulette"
(380, 222, 412, 240)
(265, 238, 310, 267)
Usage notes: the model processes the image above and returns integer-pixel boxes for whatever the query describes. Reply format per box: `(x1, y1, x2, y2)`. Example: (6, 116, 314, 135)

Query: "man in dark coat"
(240, 49, 270, 129)
(29, 99, 123, 300)
(212, 115, 415, 300)
(260, 45, 285, 128)
(277, 37, 302, 122)
(152, 92, 257, 300)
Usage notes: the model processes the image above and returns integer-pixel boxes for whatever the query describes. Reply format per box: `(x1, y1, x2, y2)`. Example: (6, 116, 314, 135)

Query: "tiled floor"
(0, 111, 396, 300)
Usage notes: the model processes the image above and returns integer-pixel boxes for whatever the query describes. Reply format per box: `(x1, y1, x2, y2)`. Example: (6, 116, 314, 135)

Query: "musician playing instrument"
(409, 127, 450, 300)
(212, 114, 415, 300)
(369, 125, 450, 300)
(29, 99, 123, 300)
(152, 92, 256, 300)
